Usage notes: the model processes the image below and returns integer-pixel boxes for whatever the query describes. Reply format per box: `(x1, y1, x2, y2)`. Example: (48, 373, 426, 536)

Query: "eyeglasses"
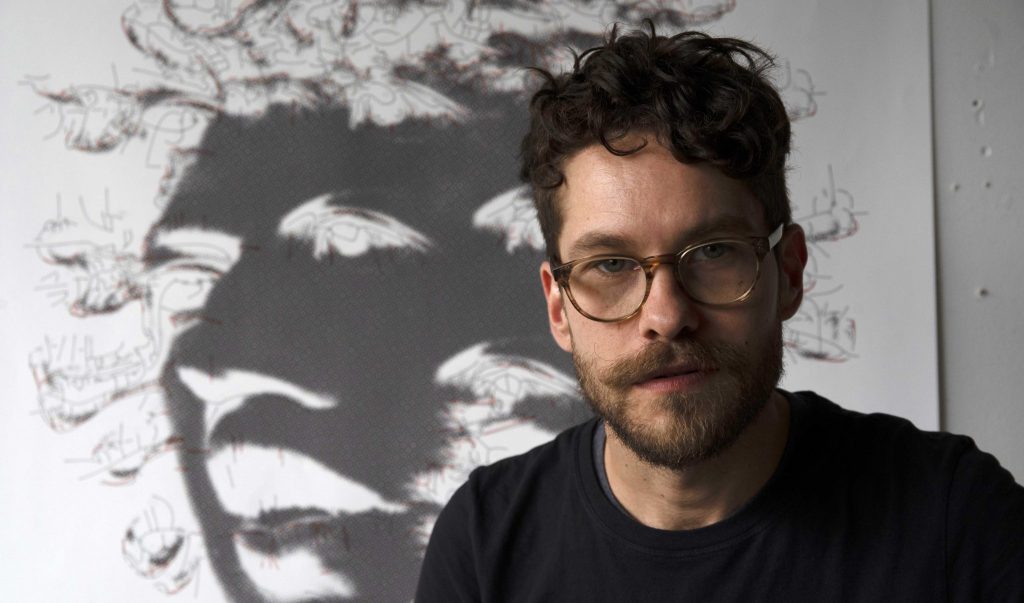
(552, 224, 784, 323)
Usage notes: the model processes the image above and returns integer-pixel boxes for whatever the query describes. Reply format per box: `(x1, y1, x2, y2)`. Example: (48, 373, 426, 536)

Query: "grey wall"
(932, 0, 1024, 480)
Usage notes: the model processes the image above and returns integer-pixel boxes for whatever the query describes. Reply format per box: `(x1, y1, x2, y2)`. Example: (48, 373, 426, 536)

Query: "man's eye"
(695, 243, 735, 261)
(586, 258, 635, 275)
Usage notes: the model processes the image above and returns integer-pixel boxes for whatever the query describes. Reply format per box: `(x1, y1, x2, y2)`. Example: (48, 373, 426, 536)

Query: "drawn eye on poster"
(1, 0, 936, 601)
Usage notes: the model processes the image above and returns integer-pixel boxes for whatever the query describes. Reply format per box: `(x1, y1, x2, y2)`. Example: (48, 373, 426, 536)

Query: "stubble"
(574, 325, 784, 470)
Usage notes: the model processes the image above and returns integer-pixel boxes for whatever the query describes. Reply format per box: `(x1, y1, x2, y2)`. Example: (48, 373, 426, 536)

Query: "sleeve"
(945, 441, 1024, 601)
(415, 478, 482, 603)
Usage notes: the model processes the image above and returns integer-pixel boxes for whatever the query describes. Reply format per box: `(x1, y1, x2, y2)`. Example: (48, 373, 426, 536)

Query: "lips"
(228, 499, 438, 601)
(235, 508, 340, 555)
(231, 524, 359, 600)
(636, 362, 713, 385)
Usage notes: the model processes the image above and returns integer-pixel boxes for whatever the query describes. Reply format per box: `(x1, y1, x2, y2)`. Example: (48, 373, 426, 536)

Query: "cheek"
(733, 266, 783, 340)
(700, 303, 776, 351)
(569, 318, 639, 365)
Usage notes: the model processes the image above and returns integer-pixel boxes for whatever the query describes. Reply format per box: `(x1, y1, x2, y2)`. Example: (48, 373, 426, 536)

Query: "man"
(416, 26, 1024, 601)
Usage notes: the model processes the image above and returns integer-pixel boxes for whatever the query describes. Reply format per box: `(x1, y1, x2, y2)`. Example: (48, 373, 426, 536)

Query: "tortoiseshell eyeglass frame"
(551, 224, 785, 323)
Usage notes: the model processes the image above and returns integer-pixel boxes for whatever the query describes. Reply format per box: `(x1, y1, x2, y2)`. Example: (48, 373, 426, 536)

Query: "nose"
(636, 263, 699, 340)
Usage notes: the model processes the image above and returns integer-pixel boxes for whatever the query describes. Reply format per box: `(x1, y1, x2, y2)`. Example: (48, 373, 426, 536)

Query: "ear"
(776, 224, 808, 321)
(540, 262, 573, 352)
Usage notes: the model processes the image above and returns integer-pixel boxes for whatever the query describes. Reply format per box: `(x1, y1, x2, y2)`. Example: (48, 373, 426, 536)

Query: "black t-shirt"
(416, 391, 1024, 602)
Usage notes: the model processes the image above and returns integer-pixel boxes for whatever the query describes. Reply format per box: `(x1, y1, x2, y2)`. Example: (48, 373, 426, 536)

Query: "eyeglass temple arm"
(767, 223, 785, 250)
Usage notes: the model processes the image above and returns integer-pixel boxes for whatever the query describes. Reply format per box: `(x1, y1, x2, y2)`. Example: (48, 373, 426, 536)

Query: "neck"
(603, 390, 790, 531)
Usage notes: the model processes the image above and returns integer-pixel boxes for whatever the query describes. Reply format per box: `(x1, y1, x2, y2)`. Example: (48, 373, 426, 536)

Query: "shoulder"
(789, 390, 975, 477)
(783, 392, 1024, 598)
(790, 389, 1024, 533)
(783, 390, 1017, 518)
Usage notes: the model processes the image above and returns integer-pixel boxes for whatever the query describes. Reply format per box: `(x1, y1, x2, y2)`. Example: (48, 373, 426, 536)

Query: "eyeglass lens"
(567, 241, 760, 320)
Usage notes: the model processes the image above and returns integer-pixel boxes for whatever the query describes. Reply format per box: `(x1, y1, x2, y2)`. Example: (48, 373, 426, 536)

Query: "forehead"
(156, 102, 529, 220)
(556, 140, 765, 255)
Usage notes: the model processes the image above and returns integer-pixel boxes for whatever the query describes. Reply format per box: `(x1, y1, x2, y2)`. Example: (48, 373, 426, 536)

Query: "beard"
(574, 324, 784, 470)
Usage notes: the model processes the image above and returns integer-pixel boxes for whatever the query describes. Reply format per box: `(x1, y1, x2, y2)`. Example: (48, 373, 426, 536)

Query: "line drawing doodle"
(785, 165, 864, 363)
(122, 496, 204, 596)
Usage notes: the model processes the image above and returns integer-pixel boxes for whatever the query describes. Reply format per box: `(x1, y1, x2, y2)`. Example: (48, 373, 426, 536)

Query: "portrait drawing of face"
(146, 101, 592, 600)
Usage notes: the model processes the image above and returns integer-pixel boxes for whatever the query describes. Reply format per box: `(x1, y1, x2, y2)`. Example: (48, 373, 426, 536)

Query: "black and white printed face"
(144, 104, 587, 601)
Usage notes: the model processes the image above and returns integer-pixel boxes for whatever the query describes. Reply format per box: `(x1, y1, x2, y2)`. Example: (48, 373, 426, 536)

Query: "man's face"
(144, 105, 583, 602)
(541, 137, 804, 469)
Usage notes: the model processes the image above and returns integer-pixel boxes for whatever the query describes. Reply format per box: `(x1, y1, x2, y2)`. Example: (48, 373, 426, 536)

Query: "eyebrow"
(565, 214, 760, 259)
(277, 194, 432, 261)
(144, 227, 243, 269)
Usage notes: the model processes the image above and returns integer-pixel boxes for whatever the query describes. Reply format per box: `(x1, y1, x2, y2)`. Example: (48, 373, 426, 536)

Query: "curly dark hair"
(519, 24, 792, 262)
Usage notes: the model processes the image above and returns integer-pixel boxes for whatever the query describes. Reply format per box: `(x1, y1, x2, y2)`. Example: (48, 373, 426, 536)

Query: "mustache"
(602, 340, 735, 388)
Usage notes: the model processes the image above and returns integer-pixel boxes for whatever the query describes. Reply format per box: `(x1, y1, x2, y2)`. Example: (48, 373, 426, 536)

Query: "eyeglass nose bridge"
(638, 252, 688, 282)
(634, 252, 691, 308)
